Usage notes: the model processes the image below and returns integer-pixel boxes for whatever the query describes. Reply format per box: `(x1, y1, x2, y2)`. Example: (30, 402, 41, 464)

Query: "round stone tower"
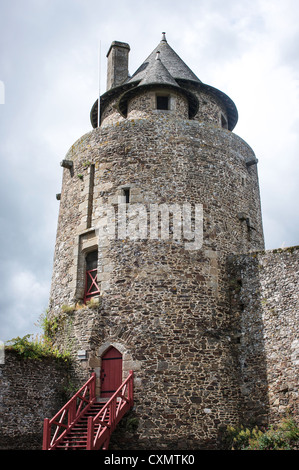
(48, 33, 264, 449)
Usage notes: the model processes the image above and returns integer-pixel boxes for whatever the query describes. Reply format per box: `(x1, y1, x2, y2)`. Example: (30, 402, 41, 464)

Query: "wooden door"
(100, 347, 122, 398)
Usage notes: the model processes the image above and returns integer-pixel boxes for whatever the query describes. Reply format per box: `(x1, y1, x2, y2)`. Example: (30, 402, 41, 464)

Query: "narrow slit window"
(156, 95, 169, 110)
(87, 164, 95, 229)
(123, 188, 130, 203)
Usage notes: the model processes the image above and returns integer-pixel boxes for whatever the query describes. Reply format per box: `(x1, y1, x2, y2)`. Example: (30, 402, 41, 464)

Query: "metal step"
(55, 403, 109, 449)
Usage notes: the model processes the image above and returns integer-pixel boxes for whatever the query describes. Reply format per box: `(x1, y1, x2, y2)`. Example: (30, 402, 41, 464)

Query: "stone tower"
(49, 33, 264, 449)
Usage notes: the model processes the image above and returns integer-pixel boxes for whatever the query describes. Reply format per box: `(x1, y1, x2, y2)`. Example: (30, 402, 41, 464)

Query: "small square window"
(156, 95, 169, 110)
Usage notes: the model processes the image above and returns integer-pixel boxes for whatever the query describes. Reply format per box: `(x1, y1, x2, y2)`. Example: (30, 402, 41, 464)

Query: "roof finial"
(161, 32, 167, 42)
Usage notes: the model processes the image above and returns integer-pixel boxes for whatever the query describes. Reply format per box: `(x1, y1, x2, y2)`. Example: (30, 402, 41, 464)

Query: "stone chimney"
(106, 41, 130, 90)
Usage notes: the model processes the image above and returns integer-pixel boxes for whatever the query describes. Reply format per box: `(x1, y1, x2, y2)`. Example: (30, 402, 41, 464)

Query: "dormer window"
(156, 95, 169, 110)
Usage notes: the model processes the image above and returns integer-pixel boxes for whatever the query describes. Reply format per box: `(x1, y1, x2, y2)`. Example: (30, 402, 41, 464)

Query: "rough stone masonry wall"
(47, 113, 265, 449)
(229, 246, 299, 427)
(0, 350, 70, 450)
(49, 116, 264, 312)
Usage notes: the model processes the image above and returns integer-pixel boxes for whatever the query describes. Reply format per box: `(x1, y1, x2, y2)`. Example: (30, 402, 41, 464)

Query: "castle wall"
(229, 246, 299, 426)
(47, 114, 265, 449)
(0, 350, 70, 450)
(100, 86, 228, 129)
(127, 88, 189, 120)
(49, 117, 263, 311)
(186, 84, 229, 128)
(2, 246, 297, 449)
(4, 35, 297, 450)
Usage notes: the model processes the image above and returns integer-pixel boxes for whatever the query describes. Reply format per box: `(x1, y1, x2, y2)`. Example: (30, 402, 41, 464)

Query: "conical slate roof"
(137, 51, 180, 87)
(90, 33, 238, 130)
(128, 33, 201, 85)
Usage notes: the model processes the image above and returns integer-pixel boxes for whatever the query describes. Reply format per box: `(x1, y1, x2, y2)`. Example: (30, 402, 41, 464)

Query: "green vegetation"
(41, 308, 71, 340)
(16, 299, 101, 362)
(61, 304, 76, 314)
(6, 334, 70, 362)
(5, 306, 74, 362)
(86, 297, 101, 309)
(5, 297, 99, 362)
(225, 417, 299, 450)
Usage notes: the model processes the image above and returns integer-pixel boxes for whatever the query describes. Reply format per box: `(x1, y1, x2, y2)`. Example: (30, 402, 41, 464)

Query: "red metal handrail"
(43, 372, 96, 450)
(43, 371, 134, 450)
(87, 370, 134, 450)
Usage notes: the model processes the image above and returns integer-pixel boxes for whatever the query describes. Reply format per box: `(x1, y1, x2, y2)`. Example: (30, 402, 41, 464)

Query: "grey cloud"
(0, 0, 298, 341)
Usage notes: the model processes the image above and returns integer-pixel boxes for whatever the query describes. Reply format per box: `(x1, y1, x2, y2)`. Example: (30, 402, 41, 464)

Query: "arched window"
(84, 250, 100, 303)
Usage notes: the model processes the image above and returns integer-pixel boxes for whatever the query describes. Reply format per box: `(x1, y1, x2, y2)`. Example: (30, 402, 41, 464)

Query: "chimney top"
(106, 41, 130, 58)
(106, 41, 130, 90)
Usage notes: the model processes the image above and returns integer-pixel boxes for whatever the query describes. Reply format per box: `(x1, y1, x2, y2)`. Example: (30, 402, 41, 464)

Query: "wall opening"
(221, 114, 228, 129)
(122, 187, 130, 203)
(84, 250, 100, 303)
(87, 164, 95, 229)
(156, 95, 169, 110)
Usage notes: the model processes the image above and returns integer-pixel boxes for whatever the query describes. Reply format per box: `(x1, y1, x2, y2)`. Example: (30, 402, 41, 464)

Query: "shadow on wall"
(228, 253, 270, 427)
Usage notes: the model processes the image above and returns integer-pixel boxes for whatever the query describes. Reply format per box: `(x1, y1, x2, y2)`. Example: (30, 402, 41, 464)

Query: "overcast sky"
(0, 0, 298, 342)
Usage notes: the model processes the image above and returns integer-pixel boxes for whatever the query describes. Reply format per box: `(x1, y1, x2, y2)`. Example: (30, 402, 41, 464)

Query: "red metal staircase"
(42, 371, 133, 450)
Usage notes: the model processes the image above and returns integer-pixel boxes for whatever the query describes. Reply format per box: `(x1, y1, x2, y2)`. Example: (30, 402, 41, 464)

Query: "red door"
(100, 347, 122, 398)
